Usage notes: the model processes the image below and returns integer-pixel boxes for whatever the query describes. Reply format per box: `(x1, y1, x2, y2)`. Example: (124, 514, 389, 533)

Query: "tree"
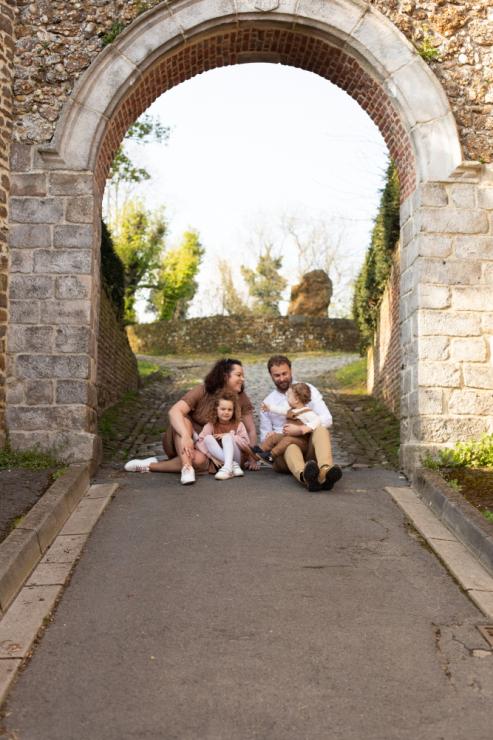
(151, 230, 205, 320)
(218, 260, 250, 316)
(241, 246, 287, 316)
(104, 113, 170, 222)
(112, 200, 167, 323)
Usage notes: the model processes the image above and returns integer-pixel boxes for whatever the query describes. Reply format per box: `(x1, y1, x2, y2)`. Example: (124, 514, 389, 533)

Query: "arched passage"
(7, 0, 493, 470)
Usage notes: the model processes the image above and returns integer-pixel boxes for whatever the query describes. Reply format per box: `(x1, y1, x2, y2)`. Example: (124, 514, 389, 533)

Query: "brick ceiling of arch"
(95, 25, 416, 201)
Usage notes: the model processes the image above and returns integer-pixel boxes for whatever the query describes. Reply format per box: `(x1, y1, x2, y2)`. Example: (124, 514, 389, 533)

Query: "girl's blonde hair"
(209, 389, 241, 424)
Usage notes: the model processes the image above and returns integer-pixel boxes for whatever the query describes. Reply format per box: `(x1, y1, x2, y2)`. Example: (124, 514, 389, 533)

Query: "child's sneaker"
(180, 465, 196, 485)
(215, 466, 233, 480)
(232, 462, 244, 477)
(124, 457, 157, 473)
(249, 445, 273, 465)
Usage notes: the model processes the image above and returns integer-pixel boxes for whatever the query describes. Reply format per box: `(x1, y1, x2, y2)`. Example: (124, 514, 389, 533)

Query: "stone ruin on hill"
(288, 270, 333, 318)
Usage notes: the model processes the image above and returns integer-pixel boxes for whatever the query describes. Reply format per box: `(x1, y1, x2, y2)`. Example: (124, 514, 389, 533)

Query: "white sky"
(117, 63, 389, 319)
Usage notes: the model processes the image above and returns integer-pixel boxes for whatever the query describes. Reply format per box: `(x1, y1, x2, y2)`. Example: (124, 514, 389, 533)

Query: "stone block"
(418, 208, 488, 234)
(463, 364, 493, 390)
(10, 174, 47, 197)
(413, 416, 489, 444)
(417, 336, 449, 361)
(55, 275, 91, 300)
(10, 198, 64, 224)
(0, 585, 61, 659)
(447, 184, 476, 209)
(6, 405, 88, 432)
(416, 234, 452, 258)
(10, 143, 33, 172)
(0, 529, 42, 613)
(451, 286, 493, 311)
(350, 6, 415, 74)
(56, 380, 95, 405)
(24, 380, 53, 405)
(450, 337, 487, 362)
(8, 300, 41, 324)
(482, 314, 493, 332)
(34, 249, 92, 274)
(6, 380, 25, 405)
(15, 354, 90, 380)
(7, 325, 53, 353)
(454, 236, 493, 259)
(481, 264, 493, 284)
(9, 249, 34, 274)
(400, 196, 413, 225)
(49, 173, 93, 196)
(65, 197, 94, 224)
(9, 275, 53, 300)
(41, 299, 91, 325)
(408, 387, 443, 415)
(448, 389, 493, 415)
(389, 59, 450, 125)
(9, 224, 51, 249)
(478, 188, 493, 209)
(418, 284, 450, 309)
(417, 258, 481, 285)
(401, 217, 415, 247)
(418, 361, 461, 388)
(54, 325, 91, 353)
(417, 183, 448, 207)
(53, 224, 93, 249)
(418, 310, 481, 337)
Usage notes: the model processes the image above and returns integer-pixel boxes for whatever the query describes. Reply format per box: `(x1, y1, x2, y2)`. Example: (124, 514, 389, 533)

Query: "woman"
(124, 358, 258, 484)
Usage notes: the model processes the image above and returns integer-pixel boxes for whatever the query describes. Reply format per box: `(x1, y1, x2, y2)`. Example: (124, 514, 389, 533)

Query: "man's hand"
(283, 423, 307, 436)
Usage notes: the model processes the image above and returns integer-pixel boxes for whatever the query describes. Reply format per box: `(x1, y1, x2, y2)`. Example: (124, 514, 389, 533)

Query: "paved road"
(3, 468, 493, 739)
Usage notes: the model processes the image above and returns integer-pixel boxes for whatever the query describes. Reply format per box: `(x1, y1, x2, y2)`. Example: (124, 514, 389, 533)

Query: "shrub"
(423, 434, 493, 470)
(101, 220, 125, 323)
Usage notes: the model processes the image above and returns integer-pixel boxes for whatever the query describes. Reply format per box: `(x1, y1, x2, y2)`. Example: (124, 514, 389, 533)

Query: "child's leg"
(271, 435, 309, 458)
(262, 432, 284, 452)
(203, 435, 226, 464)
(220, 433, 235, 470)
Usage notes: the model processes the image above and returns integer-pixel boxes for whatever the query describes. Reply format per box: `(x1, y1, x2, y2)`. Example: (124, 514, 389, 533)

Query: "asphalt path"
(3, 467, 493, 739)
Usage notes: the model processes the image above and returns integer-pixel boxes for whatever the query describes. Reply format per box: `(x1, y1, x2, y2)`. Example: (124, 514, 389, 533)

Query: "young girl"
(253, 382, 321, 463)
(196, 390, 255, 480)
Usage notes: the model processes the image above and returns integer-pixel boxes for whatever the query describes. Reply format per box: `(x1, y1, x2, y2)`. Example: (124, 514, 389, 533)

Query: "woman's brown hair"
(209, 389, 241, 425)
(204, 358, 243, 394)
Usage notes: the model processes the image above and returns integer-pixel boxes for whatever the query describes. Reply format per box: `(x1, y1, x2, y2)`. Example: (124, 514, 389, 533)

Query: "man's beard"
(274, 379, 290, 392)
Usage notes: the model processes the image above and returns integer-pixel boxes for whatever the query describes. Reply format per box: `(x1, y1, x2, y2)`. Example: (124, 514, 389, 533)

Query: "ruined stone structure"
(288, 270, 333, 318)
(2, 0, 493, 470)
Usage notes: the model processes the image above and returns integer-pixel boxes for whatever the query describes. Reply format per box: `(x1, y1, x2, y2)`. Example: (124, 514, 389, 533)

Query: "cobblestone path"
(100, 353, 400, 473)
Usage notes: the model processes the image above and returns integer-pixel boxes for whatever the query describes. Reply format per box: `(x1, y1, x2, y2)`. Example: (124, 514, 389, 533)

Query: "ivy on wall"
(101, 220, 125, 323)
(352, 161, 400, 351)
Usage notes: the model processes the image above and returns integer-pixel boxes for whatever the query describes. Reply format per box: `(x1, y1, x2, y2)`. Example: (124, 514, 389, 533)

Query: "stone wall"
(399, 167, 493, 470)
(367, 247, 401, 417)
(128, 316, 360, 356)
(10, 0, 493, 164)
(97, 288, 139, 412)
(0, 0, 15, 446)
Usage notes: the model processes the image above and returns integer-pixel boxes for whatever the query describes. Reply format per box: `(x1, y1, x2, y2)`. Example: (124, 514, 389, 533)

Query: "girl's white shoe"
(180, 465, 196, 485)
(215, 466, 233, 480)
(232, 462, 244, 477)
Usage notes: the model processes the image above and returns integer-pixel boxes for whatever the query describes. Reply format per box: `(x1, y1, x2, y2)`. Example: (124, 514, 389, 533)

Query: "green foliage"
(423, 434, 493, 470)
(332, 358, 367, 394)
(101, 20, 125, 47)
(353, 161, 400, 351)
(241, 247, 287, 317)
(417, 36, 440, 62)
(218, 259, 250, 316)
(101, 220, 125, 321)
(0, 446, 61, 471)
(151, 230, 204, 320)
(109, 114, 170, 188)
(112, 200, 167, 323)
(483, 510, 493, 523)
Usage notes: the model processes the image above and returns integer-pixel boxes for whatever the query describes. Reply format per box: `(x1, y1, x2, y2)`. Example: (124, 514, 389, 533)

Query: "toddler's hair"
(291, 382, 311, 405)
(209, 389, 241, 424)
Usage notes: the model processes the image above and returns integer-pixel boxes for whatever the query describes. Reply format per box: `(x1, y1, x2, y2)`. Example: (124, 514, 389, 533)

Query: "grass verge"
(0, 447, 62, 471)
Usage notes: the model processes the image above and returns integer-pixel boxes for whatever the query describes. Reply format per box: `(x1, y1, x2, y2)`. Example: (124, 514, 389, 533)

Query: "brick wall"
(367, 246, 401, 417)
(97, 288, 139, 412)
(128, 316, 359, 356)
(0, 1, 14, 446)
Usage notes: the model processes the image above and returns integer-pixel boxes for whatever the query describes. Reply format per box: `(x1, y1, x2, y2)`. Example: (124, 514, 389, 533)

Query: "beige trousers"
(273, 426, 334, 483)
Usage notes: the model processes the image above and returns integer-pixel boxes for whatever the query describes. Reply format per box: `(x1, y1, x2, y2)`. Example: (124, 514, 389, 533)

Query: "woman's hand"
(244, 459, 260, 471)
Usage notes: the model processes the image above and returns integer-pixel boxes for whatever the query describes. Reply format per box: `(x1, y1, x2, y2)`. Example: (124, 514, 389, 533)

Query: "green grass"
(137, 359, 164, 378)
(483, 510, 493, 523)
(331, 357, 367, 394)
(0, 447, 62, 471)
(98, 390, 138, 441)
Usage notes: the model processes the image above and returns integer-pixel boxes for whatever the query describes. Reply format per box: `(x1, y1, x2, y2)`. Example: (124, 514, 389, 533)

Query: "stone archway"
(6, 0, 493, 470)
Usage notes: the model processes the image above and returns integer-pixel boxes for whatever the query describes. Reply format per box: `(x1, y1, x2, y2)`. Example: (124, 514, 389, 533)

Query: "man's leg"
(309, 426, 342, 490)
(283, 443, 321, 491)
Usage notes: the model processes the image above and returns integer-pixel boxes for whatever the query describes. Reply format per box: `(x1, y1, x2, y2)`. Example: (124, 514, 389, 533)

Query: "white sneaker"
(180, 465, 196, 485)
(215, 466, 233, 480)
(232, 462, 244, 477)
(124, 457, 157, 473)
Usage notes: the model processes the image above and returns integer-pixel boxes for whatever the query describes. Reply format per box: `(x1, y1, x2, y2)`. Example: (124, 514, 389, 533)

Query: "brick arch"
(95, 25, 416, 200)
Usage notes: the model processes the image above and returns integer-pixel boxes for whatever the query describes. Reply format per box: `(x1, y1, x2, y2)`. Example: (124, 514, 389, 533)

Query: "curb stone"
(413, 468, 493, 579)
(0, 464, 90, 614)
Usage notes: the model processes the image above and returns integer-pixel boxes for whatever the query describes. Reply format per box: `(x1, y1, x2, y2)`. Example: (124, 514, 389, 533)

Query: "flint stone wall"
(127, 316, 360, 356)
(97, 288, 139, 412)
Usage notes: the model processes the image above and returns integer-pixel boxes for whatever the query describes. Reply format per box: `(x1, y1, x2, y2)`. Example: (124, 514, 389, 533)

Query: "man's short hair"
(267, 355, 291, 372)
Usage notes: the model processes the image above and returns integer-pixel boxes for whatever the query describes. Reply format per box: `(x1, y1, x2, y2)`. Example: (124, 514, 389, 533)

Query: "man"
(259, 355, 342, 492)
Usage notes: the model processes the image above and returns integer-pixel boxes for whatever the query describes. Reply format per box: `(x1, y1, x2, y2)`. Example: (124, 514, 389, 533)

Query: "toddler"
(196, 390, 254, 480)
(253, 382, 321, 463)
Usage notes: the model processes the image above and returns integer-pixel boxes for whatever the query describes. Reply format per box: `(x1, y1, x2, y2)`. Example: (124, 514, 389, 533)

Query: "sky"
(111, 63, 389, 319)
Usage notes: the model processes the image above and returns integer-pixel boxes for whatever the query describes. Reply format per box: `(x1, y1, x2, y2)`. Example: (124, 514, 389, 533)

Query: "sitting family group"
(124, 354, 343, 493)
